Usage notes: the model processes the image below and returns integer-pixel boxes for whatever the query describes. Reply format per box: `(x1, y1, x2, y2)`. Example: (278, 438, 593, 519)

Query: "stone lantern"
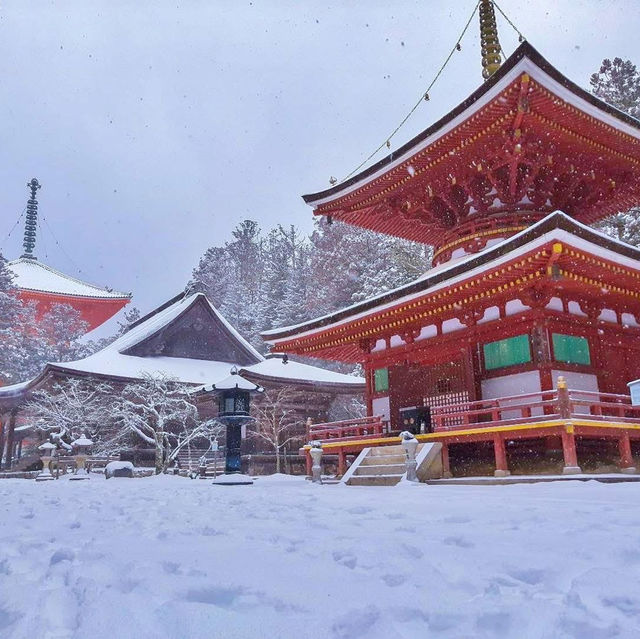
(202, 367, 263, 485)
(36, 441, 57, 482)
(70, 434, 93, 480)
(400, 430, 419, 482)
(309, 440, 323, 484)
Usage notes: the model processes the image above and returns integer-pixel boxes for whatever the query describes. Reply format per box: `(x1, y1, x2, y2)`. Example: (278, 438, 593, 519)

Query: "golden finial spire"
(479, 0, 502, 80)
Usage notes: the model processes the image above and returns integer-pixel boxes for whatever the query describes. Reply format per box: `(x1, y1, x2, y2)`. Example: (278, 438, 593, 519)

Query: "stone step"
(354, 463, 406, 476)
(347, 474, 402, 487)
(368, 445, 405, 456)
(361, 454, 406, 465)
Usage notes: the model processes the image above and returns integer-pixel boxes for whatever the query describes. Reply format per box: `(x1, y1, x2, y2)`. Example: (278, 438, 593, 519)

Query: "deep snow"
(1, 475, 639, 638)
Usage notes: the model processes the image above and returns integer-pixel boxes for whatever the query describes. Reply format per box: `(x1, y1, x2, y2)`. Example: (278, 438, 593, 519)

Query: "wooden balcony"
(302, 381, 640, 478)
(306, 387, 640, 445)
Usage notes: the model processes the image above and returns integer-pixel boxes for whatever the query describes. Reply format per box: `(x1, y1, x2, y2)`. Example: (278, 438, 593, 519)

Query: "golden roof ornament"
(479, 0, 502, 80)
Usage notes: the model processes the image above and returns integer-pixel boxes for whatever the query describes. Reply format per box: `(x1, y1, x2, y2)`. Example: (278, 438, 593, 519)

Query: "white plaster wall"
(372, 396, 390, 422)
(481, 371, 542, 418)
(622, 313, 639, 328)
(416, 325, 437, 341)
(598, 309, 617, 324)
(371, 339, 386, 352)
(505, 299, 530, 316)
(441, 318, 464, 334)
(568, 301, 587, 317)
(546, 297, 564, 312)
(389, 335, 404, 348)
(477, 306, 500, 325)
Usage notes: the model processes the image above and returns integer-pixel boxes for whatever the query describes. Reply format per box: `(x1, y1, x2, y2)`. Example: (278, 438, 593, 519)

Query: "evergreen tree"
(590, 57, 640, 117)
(591, 56, 640, 245)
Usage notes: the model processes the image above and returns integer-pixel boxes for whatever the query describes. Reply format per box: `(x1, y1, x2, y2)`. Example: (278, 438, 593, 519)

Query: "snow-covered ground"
(1, 475, 639, 639)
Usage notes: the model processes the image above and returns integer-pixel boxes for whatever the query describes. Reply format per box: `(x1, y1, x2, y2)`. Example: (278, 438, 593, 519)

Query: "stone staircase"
(343, 443, 443, 486)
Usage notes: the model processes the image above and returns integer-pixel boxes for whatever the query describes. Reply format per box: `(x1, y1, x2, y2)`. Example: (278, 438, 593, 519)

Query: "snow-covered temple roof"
(0, 293, 363, 407)
(301, 42, 640, 252)
(8, 258, 130, 300)
(263, 211, 640, 360)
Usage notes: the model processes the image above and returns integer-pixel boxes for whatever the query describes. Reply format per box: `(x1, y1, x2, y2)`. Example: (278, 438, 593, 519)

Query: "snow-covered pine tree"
(0, 253, 26, 383)
(591, 57, 640, 245)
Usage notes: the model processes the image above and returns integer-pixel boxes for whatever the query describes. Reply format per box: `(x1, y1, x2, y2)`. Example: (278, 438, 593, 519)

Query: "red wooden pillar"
(561, 425, 581, 474)
(5, 410, 17, 470)
(304, 449, 312, 477)
(441, 442, 452, 478)
(337, 449, 347, 477)
(493, 435, 510, 477)
(365, 365, 374, 417)
(618, 432, 636, 473)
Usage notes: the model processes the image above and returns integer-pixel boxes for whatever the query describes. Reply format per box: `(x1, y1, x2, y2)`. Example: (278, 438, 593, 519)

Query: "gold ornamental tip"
(557, 376, 567, 389)
(479, 0, 502, 80)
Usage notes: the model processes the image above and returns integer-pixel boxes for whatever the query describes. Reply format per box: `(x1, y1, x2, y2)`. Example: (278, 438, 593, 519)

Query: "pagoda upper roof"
(262, 211, 640, 360)
(302, 42, 640, 246)
(8, 258, 130, 301)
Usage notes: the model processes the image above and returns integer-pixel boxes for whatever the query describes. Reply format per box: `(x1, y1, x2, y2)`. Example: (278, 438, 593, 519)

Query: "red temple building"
(7, 179, 131, 332)
(263, 4, 640, 480)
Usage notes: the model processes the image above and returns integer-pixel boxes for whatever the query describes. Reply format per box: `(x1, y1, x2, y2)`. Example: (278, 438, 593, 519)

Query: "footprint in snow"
(347, 506, 372, 515)
(506, 567, 545, 585)
(443, 536, 475, 548)
(332, 550, 357, 569)
(331, 605, 380, 639)
(382, 573, 406, 587)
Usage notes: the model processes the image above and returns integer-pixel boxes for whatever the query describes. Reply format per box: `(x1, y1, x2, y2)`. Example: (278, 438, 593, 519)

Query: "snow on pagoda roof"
(26, 293, 363, 388)
(304, 41, 640, 209)
(263, 211, 640, 346)
(8, 258, 130, 300)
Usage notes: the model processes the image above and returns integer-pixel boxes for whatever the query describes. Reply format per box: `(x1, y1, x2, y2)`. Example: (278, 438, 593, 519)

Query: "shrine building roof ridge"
(302, 41, 640, 209)
(262, 211, 640, 344)
(8, 257, 131, 301)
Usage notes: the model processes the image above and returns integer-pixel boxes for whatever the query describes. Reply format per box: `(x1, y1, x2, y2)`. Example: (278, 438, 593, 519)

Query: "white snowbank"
(0, 477, 639, 638)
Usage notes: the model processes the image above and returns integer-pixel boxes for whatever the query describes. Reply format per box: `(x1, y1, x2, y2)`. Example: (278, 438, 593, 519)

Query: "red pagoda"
(7, 179, 131, 332)
(263, 2, 640, 479)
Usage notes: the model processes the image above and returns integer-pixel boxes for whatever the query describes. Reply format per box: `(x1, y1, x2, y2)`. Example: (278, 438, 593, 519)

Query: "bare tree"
(112, 373, 222, 474)
(26, 377, 115, 451)
(249, 386, 302, 474)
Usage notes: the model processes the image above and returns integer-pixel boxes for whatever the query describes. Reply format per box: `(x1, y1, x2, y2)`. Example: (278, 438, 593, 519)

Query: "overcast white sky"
(0, 0, 638, 334)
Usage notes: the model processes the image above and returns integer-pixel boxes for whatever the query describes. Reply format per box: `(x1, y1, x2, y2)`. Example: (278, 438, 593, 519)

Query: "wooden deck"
(302, 383, 640, 477)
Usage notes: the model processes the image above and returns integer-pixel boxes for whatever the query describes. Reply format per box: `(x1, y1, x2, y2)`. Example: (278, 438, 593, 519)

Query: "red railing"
(431, 390, 559, 432)
(306, 386, 640, 444)
(307, 416, 386, 441)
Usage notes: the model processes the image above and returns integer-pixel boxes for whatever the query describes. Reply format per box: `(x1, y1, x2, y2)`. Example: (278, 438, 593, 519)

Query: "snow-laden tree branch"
(26, 377, 115, 451)
(248, 386, 303, 474)
(112, 372, 223, 474)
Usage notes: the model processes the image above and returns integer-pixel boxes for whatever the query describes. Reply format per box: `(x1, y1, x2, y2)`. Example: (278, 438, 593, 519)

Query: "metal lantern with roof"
(202, 367, 263, 480)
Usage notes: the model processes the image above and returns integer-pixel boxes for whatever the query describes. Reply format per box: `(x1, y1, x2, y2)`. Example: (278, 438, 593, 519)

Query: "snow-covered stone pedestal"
(35, 442, 57, 482)
(309, 441, 323, 484)
(105, 461, 134, 479)
(562, 465, 583, 475)
(211, 473, 254, 486)
(70, 434, 93, 481)
(400, 431, 419, 482)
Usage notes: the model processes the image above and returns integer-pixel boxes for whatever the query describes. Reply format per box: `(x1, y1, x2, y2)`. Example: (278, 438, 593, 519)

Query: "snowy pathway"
(1, 475, 639, 638)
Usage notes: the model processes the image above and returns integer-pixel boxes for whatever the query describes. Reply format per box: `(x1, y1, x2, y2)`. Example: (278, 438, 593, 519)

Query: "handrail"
(305, 388, 640, 444)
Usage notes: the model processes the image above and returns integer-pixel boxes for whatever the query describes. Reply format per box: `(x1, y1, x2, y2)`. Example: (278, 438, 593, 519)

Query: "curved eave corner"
(301, 40, 640, 209)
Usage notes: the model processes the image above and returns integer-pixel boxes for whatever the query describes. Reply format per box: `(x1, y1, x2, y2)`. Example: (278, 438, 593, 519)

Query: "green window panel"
(483, 334, 531, 371)
(374, 368, 389, 393)
(552, 333, 591, 365)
